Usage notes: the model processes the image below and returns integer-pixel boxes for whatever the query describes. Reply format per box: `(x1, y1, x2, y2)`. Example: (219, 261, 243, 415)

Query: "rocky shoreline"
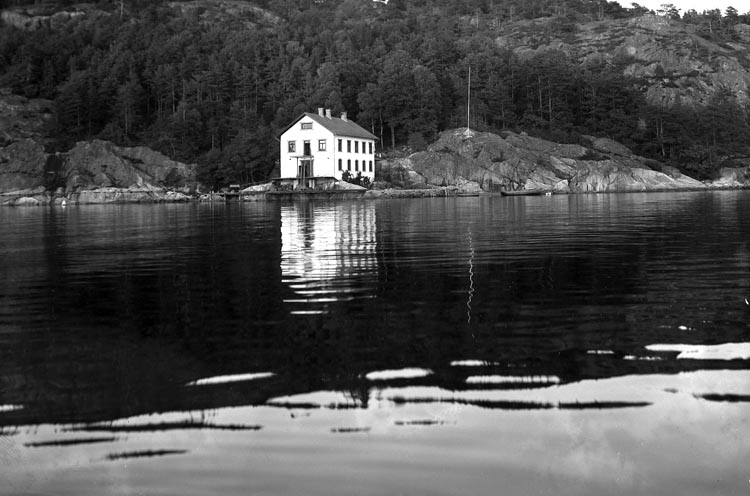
(4, 182, 748, 207)
(2, 92, 750, 206)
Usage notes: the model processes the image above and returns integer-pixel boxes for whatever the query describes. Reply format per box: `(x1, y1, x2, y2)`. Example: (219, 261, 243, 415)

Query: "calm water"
(1, 192, 749, 495)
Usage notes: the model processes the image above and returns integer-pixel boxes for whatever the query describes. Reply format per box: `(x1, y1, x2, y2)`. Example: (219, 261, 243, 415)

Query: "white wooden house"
(279, 108, 377, 188)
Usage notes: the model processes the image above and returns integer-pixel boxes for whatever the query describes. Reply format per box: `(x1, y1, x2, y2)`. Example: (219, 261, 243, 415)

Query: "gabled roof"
(280, 112, 377, 140)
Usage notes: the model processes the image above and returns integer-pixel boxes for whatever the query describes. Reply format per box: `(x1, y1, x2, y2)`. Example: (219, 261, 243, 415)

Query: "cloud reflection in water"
(645, 342, 750, 360)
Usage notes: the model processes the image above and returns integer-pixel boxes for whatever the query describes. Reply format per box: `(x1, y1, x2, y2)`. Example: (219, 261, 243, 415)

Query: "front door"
(303, 141, 311, 156)
(297, 159, 313, 179)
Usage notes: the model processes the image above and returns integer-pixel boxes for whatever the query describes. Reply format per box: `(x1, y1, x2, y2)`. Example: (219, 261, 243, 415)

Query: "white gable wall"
(280, 114, 376, 182)
(280, 115, 336, 179)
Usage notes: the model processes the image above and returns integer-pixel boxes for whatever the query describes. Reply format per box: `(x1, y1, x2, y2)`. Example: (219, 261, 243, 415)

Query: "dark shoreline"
(2, 185, 750, 206)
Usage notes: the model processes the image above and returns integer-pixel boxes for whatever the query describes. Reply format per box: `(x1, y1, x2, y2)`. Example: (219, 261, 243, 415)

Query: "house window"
(369, 142, 373, 154)
(355, 160, 358, 171)
(347, 159, 351, 171)
(355, 141, 359, 153)
(369, 160, 373, 172)
(301, 122, 312, 130)
(347, 140, 351, 153)
(338, 139, 342, 152)
(338, 159, 342, 170)
(318, 139, 326, 151)
(288, 141, 296, 153)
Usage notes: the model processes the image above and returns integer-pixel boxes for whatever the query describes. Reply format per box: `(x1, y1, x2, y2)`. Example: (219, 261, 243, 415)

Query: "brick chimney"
(341, 112, 348, 122)
(325, 108, 332, 118)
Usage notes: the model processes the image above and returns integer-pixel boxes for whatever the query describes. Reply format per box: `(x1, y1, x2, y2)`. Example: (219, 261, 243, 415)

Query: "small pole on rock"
(467, 65, 471, 131)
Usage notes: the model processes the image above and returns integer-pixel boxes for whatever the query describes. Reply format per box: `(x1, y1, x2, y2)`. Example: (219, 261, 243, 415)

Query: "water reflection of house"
(280, 203, 377, 313)
(279, 109, 377, 189)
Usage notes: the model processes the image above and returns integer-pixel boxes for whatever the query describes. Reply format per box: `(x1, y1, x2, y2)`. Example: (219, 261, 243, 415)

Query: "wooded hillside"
(1, 0, 749, 186)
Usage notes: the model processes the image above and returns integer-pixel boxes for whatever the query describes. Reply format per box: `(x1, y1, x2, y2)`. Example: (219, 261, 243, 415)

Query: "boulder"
(707, 167, 750, 188)
(163, 191, 192, 202)
(331, 180, 366, 191)
(242, 182, 273, 193)
(115, 144, 197, 188)
(582, 135, 634, 158)
(14, 196, 43, 206)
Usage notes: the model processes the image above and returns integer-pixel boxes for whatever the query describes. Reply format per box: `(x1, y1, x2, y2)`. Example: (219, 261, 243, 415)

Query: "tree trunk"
(379, 111, 384, 150)
(538, 75, 543, 119)
(547, 78, 552, 125)
(656, 117, 665, 157)
(181, 80, 186, 121)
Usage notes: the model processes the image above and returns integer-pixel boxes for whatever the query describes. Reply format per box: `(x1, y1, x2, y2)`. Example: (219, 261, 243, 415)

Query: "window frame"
(288, 141, 296, 153)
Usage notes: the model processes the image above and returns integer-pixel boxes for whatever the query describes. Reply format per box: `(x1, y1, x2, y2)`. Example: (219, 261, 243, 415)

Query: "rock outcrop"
(0, 139, 199, 205)
(0, 139, 50, 192)
(65, 140, 197, 193)
(0, 90, 200, 205)
(1, 9, 85, 31)
(166, 1, 282, 27)
(379, 129, 708, 193)
(498, 14, 750, 108)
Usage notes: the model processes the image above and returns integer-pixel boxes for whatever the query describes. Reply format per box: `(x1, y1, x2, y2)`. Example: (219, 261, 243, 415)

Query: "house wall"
(331, 136, 376, 182)
(280, 115, 336, 179)
(280, 115, 376, 182)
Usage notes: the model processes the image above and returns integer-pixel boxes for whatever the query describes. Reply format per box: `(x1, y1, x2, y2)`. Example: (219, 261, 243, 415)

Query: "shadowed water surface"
(1, 192, 749, 495)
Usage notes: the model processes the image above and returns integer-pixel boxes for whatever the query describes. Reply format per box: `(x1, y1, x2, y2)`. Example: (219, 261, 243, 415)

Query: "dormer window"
(301, 122, 312, 130)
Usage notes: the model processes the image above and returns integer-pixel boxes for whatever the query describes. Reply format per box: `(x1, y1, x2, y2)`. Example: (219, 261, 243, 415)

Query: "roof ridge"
(281, 112, 376, 140)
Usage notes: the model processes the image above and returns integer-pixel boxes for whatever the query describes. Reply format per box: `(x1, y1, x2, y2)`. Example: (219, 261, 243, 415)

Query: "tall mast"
(467, 65, 471, 133)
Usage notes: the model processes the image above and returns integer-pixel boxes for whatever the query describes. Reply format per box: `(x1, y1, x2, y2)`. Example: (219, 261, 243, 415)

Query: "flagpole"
(467, 65, 471, 133)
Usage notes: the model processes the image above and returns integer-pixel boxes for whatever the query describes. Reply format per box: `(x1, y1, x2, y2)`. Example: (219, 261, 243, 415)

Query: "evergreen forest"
(1, 0, 750, 187)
